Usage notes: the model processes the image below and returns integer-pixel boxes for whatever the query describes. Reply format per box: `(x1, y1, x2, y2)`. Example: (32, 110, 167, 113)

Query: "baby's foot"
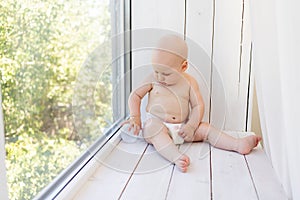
(174, 154, 190, 173)
(237, 135, 262, 155)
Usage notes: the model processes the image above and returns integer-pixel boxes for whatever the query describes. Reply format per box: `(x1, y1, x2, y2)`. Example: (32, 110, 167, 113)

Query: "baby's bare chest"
(150, 84, 190, 102)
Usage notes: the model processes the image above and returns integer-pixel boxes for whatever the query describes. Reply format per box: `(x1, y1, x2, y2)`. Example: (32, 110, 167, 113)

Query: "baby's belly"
(146, 96, 189, 123)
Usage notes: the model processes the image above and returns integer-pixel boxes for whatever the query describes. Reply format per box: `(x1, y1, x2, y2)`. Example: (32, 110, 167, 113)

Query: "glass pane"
(0, 0, 124, 199)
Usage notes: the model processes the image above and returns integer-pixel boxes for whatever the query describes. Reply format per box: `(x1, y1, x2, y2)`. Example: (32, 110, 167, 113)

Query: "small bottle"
(120, 123, 140, 143)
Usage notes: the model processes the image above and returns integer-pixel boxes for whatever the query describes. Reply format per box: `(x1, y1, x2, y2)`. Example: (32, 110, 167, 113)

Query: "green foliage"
(73, 44, 113, 144)
(5, 133, 83, 200)
(0, 0, 113, 199)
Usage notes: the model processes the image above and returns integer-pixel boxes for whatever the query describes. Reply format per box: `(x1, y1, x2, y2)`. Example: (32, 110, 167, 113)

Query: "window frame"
(33, 119, 123, 200)
(0, 88, 9, 200)
(32, 0, 132, 199)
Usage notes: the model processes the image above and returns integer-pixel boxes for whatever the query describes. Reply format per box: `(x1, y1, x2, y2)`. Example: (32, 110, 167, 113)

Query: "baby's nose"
(157, 74, 165, 81)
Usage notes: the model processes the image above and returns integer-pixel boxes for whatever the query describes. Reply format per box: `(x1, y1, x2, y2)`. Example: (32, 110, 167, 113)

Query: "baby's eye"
(162, 73, 171, 76)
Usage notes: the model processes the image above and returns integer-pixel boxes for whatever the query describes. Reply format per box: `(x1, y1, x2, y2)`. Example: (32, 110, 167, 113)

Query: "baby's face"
(152, 64, 182, 86)
(152, 50, 185, 86)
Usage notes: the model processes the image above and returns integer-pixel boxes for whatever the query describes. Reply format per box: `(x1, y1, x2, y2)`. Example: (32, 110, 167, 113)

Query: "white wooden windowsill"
(56, 131, 288, 200)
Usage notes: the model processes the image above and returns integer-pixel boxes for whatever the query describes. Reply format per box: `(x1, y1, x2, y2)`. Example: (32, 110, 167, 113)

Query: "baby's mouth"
(158, 81, 167, 85)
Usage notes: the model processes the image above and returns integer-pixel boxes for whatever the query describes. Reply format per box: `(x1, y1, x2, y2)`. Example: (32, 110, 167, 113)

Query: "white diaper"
(145, 113, 184, 145)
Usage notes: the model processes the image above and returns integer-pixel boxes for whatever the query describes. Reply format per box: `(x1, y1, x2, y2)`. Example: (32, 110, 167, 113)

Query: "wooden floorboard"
(245, 148, 288, 200)
(211, 147, 258, 200)
(72, 140, 148, 200)
(166, 142, 211, 200)
(210, 132, 258, 200)
(72, 132, 288, 200)
(238, 132, 288, 200)
(120, 145, 174, 200)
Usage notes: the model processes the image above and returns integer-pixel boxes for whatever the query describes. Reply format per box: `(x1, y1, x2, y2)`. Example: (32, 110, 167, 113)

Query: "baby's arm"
(187, 76, 204, 128)
(126, 75, 153, 135)
(179, 76, 204, 139)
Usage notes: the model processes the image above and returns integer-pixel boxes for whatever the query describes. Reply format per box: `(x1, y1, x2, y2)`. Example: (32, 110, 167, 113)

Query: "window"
(0, 0, 130, 199)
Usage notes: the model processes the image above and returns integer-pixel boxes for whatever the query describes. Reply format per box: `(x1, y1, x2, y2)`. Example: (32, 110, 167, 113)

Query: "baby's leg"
(194, 122, 262, 155)
(143, 118, 190, 172)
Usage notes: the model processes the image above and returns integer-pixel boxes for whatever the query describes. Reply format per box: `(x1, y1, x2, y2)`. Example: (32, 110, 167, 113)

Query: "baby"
(123, 35, 261, 172)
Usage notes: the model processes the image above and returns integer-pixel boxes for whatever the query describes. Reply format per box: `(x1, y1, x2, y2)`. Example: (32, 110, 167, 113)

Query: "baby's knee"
(142, 118, 167, 142)
(195, 122, 211, 140)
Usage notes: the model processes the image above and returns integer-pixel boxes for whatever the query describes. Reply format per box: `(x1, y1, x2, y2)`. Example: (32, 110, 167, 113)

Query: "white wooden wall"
(132, 0, 252, 131)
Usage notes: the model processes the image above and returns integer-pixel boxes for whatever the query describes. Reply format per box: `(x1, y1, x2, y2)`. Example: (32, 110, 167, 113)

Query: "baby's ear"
(181, 60, 188, 72)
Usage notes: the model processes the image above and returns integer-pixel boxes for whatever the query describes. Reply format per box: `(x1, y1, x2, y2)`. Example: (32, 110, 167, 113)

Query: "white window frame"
(0, 88, 9, 200)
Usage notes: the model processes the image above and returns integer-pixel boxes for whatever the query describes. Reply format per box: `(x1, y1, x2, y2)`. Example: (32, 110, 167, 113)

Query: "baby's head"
(152, 35, 188, 86)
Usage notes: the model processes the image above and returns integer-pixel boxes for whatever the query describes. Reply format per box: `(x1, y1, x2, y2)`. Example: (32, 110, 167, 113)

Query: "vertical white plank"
(185, 0, 214, 122)
(73, 140, 148, 200)
(186, 0, 213, 56)
(211, 132, 257, 200)
(212, 0, 251, 131)
(131, 0, 185, 88)
(120, 145, 174, 200)
(241, 0, 253, 131)
(166, 142, 211, 200)
(210, 64, 226, 129)
(132, 0, 184, 32)
(0, 89, 9, 200)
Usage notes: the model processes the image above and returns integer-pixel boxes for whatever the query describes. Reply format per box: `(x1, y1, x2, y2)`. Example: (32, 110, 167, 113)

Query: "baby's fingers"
(121, 121, 134, 132)
(121, 120, 130, 127)
(121, 121, 131, 131)
(133, 124, 140, 135)
(178, 129, 185, 137)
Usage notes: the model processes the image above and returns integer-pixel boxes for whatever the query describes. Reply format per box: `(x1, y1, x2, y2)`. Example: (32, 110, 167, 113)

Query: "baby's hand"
(121, 116, 141, 135)
(179, 124, 196, 142)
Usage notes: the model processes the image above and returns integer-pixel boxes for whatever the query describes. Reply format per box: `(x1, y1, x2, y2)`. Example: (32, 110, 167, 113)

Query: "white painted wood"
(212, 0, 251, 131)
(0, 89, 8, 200)
(57, 133, 121, 200)
(246, 55, 254, 132)
(120, 145, 173, 200)
(211, 131, 258, 200)
(71, 131, 287, 200)
(131, 0, 185, 89)
(132, 0, 185, 32)
(211, 148, 257, 200)
(58, 159, 101, 200)
(241, 0, 253, 132)
(132, 0, 252, 132)
(210, 66, 226, 129)
(166, 142, 211, 200)
(245, 147, 288, 200)
(73, 139, 148, 200)
(186, 0, 213, 58)
(185, 0, 214, 123)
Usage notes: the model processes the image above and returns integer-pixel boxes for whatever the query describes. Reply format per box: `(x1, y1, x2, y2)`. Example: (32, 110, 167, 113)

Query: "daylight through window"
(0, 0, 127, 199)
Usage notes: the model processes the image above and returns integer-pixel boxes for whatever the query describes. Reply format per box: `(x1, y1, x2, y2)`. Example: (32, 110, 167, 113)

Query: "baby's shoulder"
(183, 73, 198, 86)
